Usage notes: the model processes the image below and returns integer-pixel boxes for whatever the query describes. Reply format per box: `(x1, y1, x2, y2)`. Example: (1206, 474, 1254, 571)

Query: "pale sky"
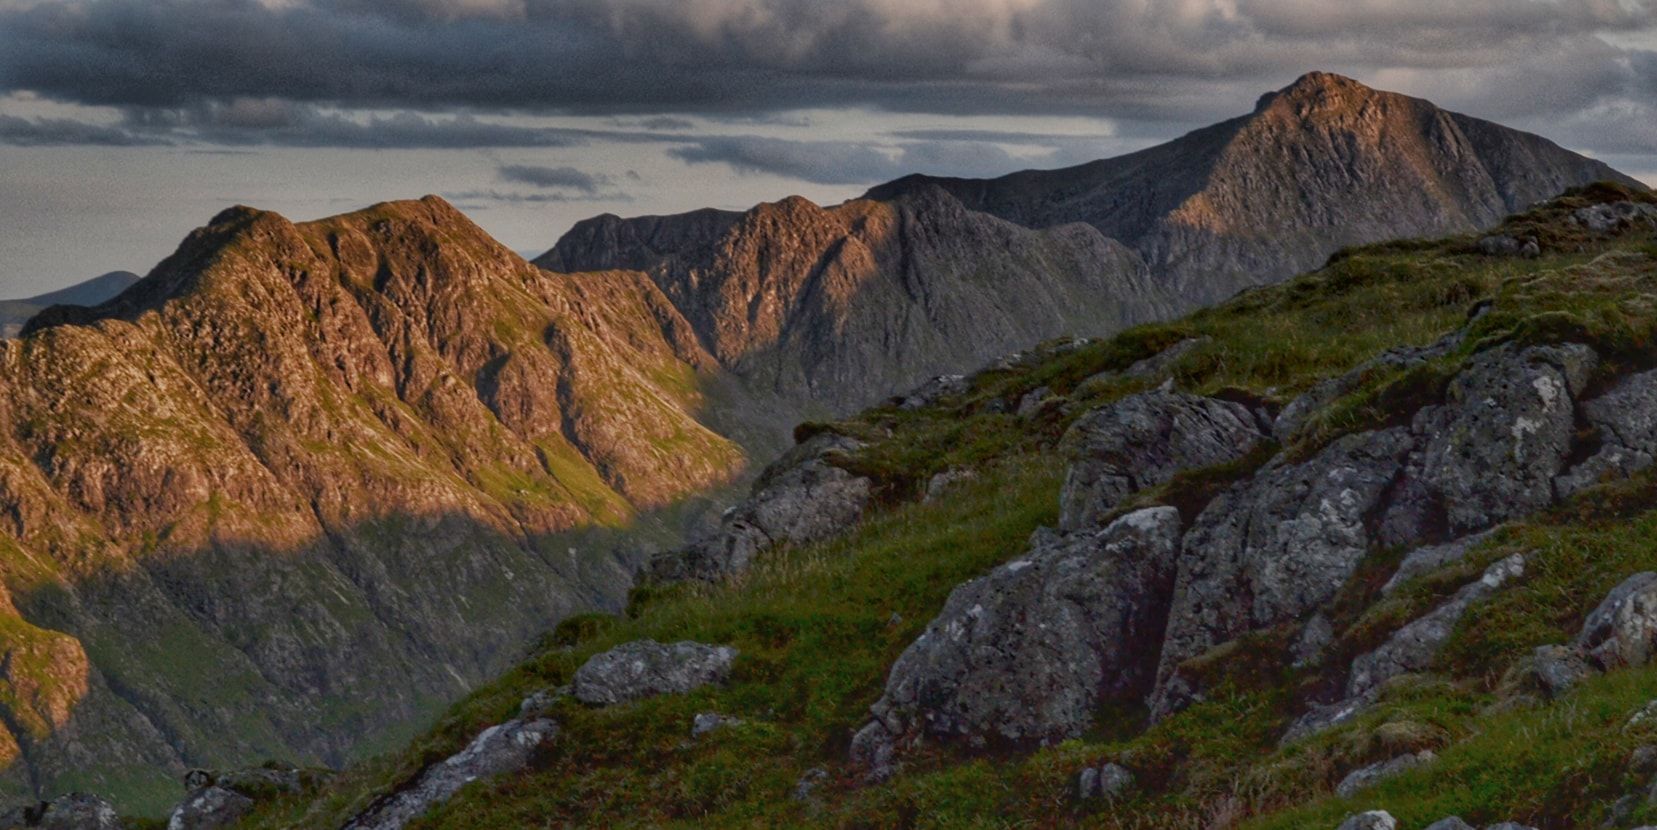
(1, 0, 1655, 297)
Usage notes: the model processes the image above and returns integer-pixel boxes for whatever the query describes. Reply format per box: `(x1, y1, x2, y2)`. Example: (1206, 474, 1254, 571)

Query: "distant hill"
(0, 271, 140, 337)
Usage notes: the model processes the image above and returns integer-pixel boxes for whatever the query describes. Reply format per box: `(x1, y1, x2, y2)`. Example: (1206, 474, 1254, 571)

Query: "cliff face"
(865, 72, 1637, 304)
(0, 197, 748, 810)
(540, 187, 1179, 408)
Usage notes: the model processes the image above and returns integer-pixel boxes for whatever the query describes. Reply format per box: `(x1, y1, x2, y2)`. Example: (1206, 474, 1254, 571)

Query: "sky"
(1, 0, 1655, 297)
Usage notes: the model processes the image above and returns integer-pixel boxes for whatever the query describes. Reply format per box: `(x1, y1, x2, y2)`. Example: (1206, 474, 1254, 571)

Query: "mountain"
(222, 183, 1657, 830)
(864, 71, 1640, 303)
(0, 197, 758, 810)
(0, 185, 1176, 811)
(540, 186, 1177, 407)
(0, 271, 140, 338)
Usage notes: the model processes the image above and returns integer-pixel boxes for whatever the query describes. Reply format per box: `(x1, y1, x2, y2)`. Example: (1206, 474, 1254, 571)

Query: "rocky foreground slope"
(868, 72, 1637, 305)
(181, 183, 1657, 830)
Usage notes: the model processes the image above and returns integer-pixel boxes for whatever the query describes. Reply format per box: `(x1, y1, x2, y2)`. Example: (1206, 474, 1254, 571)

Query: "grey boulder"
(1424, 819, 1475, 830)
(0, 795, 121, 830)
(1571, 201, 1657, 233)
(1059, 387, 1265, 531)
(342, 718, 559, 830)
(1577, 572, 1657, 670)
(1557, 369, 1657, 497)
(854, 507, 1183, 763)
(572, 640, 739, 706)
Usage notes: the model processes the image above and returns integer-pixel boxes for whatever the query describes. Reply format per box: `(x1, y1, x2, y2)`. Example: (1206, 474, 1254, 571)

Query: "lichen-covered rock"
(1502, 644, 1594, 703)
(894, 374, 970, 410)
(342, 718, 558, 830)
(1557, 369, 1657, 497)
(645, 433, 872, 582)
(1336, 810, 1397, 830)
(1059, 388, 1266, 530)
(1123, 337, 1210, 380)
(1155, 428, 1415, 708)
(1577, 572, 1657, 671)
(691, 712, 740, 737)
(1381, 532, 1495, 595)
(1288, 555, 1525, 741)
(1477, 235, 1540, 258)
(1403, 343, 1596, 536)
(1335, 751, 1436, 798)
(1, 794, 122, 830)
(1349, 555, 1526, 698)
(167, 786, 254, 830)
(855, 508, 1183, 763)
(571, 640, 738, 706)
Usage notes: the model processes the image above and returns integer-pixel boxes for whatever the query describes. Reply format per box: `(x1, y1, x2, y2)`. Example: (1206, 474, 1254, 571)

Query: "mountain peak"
(1254, 70, 1380, 113)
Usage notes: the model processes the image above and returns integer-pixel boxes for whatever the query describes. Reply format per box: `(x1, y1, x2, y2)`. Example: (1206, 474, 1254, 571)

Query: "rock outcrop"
(852, 507, 1182, 767)
(570, 640, 739, 706)
(342, 718, 558, 830)
(0, 793, 120, 830)
(644, 433, 872, 583)
(1058, 388, 1267, 531)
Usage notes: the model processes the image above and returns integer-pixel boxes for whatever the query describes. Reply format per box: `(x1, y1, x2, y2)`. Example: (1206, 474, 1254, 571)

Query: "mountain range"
(0, 72, 1638, 813)
(0, 272, 139, 338)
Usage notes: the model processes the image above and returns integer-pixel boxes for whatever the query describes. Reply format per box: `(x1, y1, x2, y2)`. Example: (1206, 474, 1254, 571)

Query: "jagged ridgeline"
(222, 183, 1657, 829)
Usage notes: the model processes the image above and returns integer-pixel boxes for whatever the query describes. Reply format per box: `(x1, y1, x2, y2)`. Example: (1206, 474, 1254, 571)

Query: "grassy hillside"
(221, 183, 1657, 829)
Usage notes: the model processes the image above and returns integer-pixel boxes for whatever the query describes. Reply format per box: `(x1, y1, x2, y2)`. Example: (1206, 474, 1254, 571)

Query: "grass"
(229, 185, 1657, 828)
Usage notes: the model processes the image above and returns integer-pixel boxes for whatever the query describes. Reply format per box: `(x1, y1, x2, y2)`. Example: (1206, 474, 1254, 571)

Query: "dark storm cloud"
(3, 0, 1652, 119)
(666, 134, 1107, 185)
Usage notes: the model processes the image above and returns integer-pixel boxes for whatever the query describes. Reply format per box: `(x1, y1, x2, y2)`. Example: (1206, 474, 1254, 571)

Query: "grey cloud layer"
(3, 0, 1652, 120)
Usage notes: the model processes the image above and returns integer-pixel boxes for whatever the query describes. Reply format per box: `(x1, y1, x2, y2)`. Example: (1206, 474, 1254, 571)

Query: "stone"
(691, 712, 740, 737)
(29, 794, 120, 830)
(1485, 824, 1539, 830)
(1334, 751, 1436, 798)
(1571, 201, 1657, 233)
(1477, 235, 1540, 258)
(645, 433, 873, 582)
(1016, 386, 1054, 418)
(792, 768, 829, 802)
(1348, 555, 1526, 699)
(1124, 337, 1211, 379)
(1336, 811, 1397, 830)
(1424, 819, 1474, 830)
(856, 508, 1183, 757)
(1292, 613, 1336, 668)
(1404, 343, 1596, 536)
(168, 786, 255, 830)
(1557, 369, 1657, 497)
(924, 469, 977, 503)
(1631, 704, 1657, 731)
(1578, 573, 1657, 671)
(1502, 644, 1595, 702)
(1059, 388, 1266, 530)
(572, 640, 739, 706)
(1273, 327, 1466, 443)
(342, 718, 558, 830)
(519, 686, 568, 717)
(1155, 428, 1416, 713)
(1076, 762, 1134, 800)
(894, 374, 970, 410)
(1382, 532, 1495, 596)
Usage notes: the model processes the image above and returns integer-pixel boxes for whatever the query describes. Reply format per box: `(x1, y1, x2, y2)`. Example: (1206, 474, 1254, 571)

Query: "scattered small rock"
(792, 768, 829, 802)
(924, 468, 977, 503)
(893, 374, 970, 410)
(1124, 337, 1211, 380)
(343, 718, 559, 830)
(1336, 810, 1397, 830)
(1016, 386, 1053, 418)
(1334, 751, 1436, 798)
(1076, 762, 1133, 801)
(1423, 817, 1474, 830)
(1476, 235, 1540, 258)
(1571, 201, 1657, 233)
(572, 640, 738, 706)
(519, 686, 569, 717)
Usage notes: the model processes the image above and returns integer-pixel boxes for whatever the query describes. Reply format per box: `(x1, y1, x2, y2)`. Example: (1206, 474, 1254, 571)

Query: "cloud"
(667, 133, 1116, 184)
(0, 112, 171, 146)
(497, 163, 611, 192)
(440, 188, 634, 206)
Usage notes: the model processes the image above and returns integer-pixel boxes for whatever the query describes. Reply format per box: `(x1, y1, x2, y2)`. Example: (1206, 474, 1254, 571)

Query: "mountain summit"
(865, 71, 1638, 302)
